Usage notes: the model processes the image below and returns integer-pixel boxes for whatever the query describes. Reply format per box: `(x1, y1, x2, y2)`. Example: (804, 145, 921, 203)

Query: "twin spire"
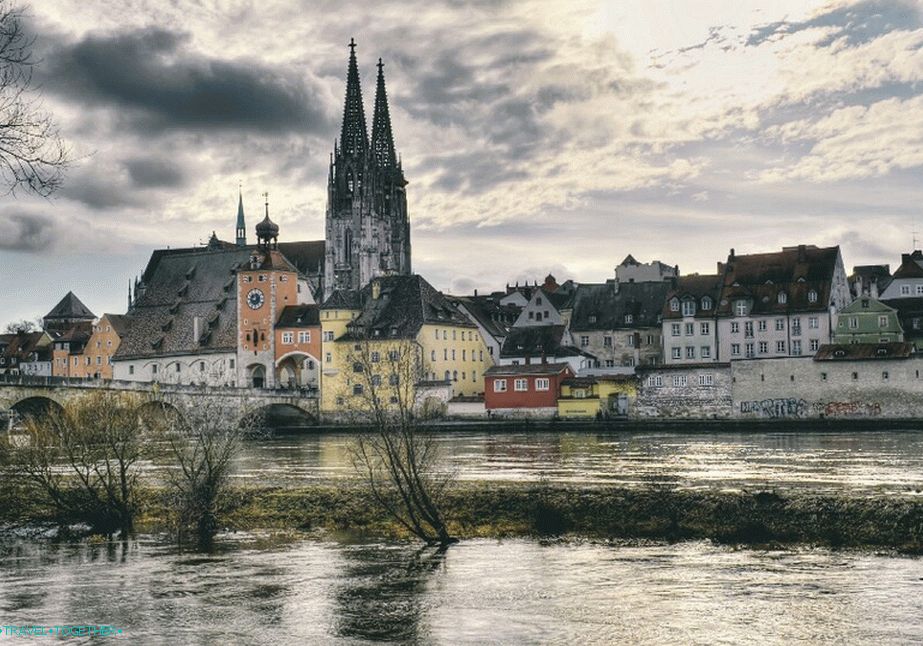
(339, 38, 398, 170)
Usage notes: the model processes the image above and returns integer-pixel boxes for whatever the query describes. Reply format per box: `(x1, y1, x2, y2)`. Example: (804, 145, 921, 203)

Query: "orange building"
(273, 305, 321, 390)
(71, 314, 129, 380)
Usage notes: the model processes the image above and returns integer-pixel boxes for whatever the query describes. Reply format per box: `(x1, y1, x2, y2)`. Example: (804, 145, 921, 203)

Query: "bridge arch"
(274, 351, 319, 390)
(11, 395, 65, 423)
(240, 402, 317, 431)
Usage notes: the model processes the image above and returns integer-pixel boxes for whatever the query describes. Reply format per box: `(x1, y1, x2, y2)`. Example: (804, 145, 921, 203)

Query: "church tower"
(235, 187, 247, 247)
(324, 39, 410, 299)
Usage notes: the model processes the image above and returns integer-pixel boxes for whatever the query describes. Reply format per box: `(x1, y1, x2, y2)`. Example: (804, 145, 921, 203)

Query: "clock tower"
(236, 196, 299, 388)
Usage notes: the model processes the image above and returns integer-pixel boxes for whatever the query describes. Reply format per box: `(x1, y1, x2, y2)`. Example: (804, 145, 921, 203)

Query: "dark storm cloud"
(123, 156, 186, 188)
(746, 0, 923, 48)
(0, 211, 56, 251)
(62, 166, 139, 210)
(41, 26, 335, 135)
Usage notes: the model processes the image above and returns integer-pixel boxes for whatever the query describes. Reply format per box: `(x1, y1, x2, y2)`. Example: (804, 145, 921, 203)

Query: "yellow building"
(320, 275, 492, 413)
(557, 375, 636, 418)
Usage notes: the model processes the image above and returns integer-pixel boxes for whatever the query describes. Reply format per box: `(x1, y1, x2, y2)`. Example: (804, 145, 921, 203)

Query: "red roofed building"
(484, 362, 574, 415)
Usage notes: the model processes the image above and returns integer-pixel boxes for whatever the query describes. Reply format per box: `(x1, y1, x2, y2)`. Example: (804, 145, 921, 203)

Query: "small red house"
(484, 362, 574, 415)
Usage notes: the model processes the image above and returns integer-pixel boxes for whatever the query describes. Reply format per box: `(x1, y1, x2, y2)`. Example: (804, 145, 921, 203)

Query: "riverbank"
(6, 482, 923, 552)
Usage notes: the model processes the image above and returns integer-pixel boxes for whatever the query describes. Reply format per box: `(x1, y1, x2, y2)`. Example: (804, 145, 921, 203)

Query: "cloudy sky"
(1, 0, 922, 324)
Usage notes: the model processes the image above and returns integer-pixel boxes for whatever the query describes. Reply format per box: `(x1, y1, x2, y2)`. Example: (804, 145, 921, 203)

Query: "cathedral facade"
(323, 40, 411, 300)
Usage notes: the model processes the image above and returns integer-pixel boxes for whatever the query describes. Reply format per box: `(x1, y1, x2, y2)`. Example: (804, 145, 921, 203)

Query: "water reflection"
(1, 536, 922, 644)
(229, 430, 923, 495)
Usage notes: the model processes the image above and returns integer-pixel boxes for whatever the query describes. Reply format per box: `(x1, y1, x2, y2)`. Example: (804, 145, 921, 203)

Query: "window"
(670, 298, 680, 312)
(792, 340, 802, 355)
(672, 375, 687, 387)
(368, 352, 379, 363)
(685, 323, 694, 336)
(671, 347, 681, 359)
(731, 322, 740, 334)
(325, 352, 332, 363)
(775, 319, 785, 331)
(809, 317, 819, 329)
(778, 292, 787, 304)
(493, 379, 507, 392)
(700, 322, 710, 335)
(647, 375, 663, 387)
(199, 361, 205, 372)
(821, 372, 827, 381)
(624, 314, 633, 324)
(298, 331, 310, 343)
(681, 300, 695, 316)
(776, 340, 786, 353)
(588, 315, 597, 324)
(451, 350, 456, 360)
(902, 285, 912, 296)
(431, 350, 436, 361)
(745, 342, 755, 358)
(603, 336, 612, 347)
(810, 339, 819, 351)
(580, 336, 589, 347)
(605, 359, 615, 367)
(883, 371, 889, 380)
(536, 297, 543, 305)
(230, 359, 235, 369)
(849, 316, 860, 329)
(128, 365, 135, 375)
(175, 363, 181, 373)
(452, 370, 458, 381)
(282, 332, 294, 344)
(514, 378, 528, 391)
(917, 285, 923, 296)
(686, 346, 695, 359)
(627, 335, 636, 347)
(808, 290, 818, 303)
(371, 375, 381, 386)
(701, 346, 711, 359)
(698, 374, 714, 386)
(759, 341, 768, 354)
(745, 321, 754, 337)
(462, 349, 467, 361)
(152, 364, 158, 375)
(852, 372, 858, 381)
(702, 297, 712, 311)
(258, 274, 266, 282)
(758, 320, 767, 332)
(879, 315, 889, 328)
(535, 378, 550, 391)
(323, 331, 334, 341)
(731, 343, 741, 356)
(353, 384, 364, 395)
(735, 301, 747, 316)
(444, 349, 448, 360)
(671, 323, 681, 336)
(389, 374, 399, 386)
(388, 351, 399, 361)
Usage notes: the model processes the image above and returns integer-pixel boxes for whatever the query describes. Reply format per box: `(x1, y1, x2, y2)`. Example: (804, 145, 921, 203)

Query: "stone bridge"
(0, 374, 318, 429)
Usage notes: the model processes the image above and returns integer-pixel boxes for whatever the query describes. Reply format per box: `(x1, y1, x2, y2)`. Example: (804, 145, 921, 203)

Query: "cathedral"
(323, 39, 411, 299)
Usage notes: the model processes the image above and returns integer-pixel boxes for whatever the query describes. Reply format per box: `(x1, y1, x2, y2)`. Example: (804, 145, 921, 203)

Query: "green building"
(833, 297, 904, 344)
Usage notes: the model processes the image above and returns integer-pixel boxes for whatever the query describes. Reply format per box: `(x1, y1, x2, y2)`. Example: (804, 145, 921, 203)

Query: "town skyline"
(2, 0, 922, 324)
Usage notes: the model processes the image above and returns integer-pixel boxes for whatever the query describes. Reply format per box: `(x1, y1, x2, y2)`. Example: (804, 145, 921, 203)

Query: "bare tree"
(344, 336, 457, 546)
(147, 396, 263, 550)
(0, 2, 69, 197)
(3, 316, 39, 333)
(10, 391, 145, 536)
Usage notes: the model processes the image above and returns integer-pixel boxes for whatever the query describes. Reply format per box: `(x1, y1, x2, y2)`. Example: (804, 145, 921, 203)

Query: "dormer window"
(624, 314, 633, 324)
(588, 315, 597, 324)
(808, 290, 818, 303)
(778, 292, 787, 304)
(681, 300, 695, 317)
(701, 297, 712, 311)
(670, 298, 680, 312)
(735, 300, 747, 316)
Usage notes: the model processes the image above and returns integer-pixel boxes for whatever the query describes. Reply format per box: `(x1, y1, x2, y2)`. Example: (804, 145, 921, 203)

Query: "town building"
(42, 292, 96, 335)
(0, 331, 52, 376)
(71, 314, 129, 379)
(512, 282, 575, 327)
(850, 264, 891, 299)
(879, 252, 923, 300)
(319, 274, 490, 413)
(484, 362, 574, 416)
(634, 363, 733, 418)
(273, 304, 322, 390)
(450, 294, 520, 361)
(324, 40, 411, 299)
(615, 255, 678, 284)
(715, 245, 850, 361)
(661, 274, 722, 365)
(833, 297, 903, 345)
(556, 375, 635, 418)
(499, 325, 593, 373)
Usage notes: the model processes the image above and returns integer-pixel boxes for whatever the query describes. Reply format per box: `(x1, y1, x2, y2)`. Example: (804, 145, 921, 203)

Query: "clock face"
(246, 288, 265, 310)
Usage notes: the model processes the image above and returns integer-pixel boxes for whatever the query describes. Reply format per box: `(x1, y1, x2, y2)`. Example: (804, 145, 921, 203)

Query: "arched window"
(778, 292, 788, 304)
(681, 300, 695, 317)
(343, 229, 353, 264)
(808, 290, 818, 303)
(701, 297, 712, 310)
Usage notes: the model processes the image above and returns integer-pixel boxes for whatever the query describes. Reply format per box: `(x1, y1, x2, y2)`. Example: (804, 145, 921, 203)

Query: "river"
(1, 534, 921, 644)
(234, 428, 923, 495)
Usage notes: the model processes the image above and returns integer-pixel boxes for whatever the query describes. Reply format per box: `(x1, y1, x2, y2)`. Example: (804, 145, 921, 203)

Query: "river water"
(2, 534, 923, 645)
(234, 429, 923, 495)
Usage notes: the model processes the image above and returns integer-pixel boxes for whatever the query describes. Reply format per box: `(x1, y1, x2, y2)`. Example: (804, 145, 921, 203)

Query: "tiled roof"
(1, 331, 49, 362)
(450, 295, 519, 340)
(44, 291, 95, 321)
(276, 240, 325, 276)
(891, 254, 923, 279)
(116, 247, 254, 359)
(814, 342, 914, 361)
(662, 274, 722, 320)
(881, 297, 923, 340)
(103, 314, 131, 337)
(277, 304, 320, 328)
(570, 281, 672, 331)
(339, 275, 475, 341)
(321, 289, 363, 310)
(717, 245, 839, 316)
(500, 325, 585, 358)
(485, 362, 572, 376)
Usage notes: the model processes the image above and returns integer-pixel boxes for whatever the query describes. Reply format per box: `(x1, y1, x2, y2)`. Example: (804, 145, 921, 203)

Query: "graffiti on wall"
(739, 398, 809, 418)
(813, 401, 882, 418)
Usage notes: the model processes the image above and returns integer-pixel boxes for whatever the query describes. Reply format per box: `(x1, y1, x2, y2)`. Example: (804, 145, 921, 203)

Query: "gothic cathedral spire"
(323, 40, 411, 300)
(236, 185, 247, 247)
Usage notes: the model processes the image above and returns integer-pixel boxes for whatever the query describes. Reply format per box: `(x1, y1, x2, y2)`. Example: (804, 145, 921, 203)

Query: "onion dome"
(255, 192, 279, 249)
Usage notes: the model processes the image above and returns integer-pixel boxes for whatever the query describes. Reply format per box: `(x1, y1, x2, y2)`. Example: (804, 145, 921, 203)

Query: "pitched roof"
(102, 314, 131, 337)
(321, 289, 363, 310)
(891, 253, 923, 279)
(570, 281, 672, 331)
(276, 304, 320, 328)
(450, 295, 519, 340)
(485, 362, 572, 376)
(717, 245, 840, 316)
(116, 247, 253, 360)
(276, 240, 325, 276)
(814, 342, 914, 361)
(662, 274, 722, 319)
(500, 325, 585, 358)
(881, 297, 923, 340)
(839, 297, 896, 314)
(44, 291, 95, 321)
(339, 275, 475, 341)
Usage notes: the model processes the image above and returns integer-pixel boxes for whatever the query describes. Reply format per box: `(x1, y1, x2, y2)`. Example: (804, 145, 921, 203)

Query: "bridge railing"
(0, 373, 318, 399)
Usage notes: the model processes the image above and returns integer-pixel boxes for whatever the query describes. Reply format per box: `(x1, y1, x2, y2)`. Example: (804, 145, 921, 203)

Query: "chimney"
(729, 248, 735, 260)
(870, 278, 879, 299)
(798, 244, 806, 262)
(474, 288, 478, 297)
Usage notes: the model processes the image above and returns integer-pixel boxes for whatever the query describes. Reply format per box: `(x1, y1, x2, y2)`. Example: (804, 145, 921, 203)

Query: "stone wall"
(731, 356, 923, 419)
(634, 364, 733, 418)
